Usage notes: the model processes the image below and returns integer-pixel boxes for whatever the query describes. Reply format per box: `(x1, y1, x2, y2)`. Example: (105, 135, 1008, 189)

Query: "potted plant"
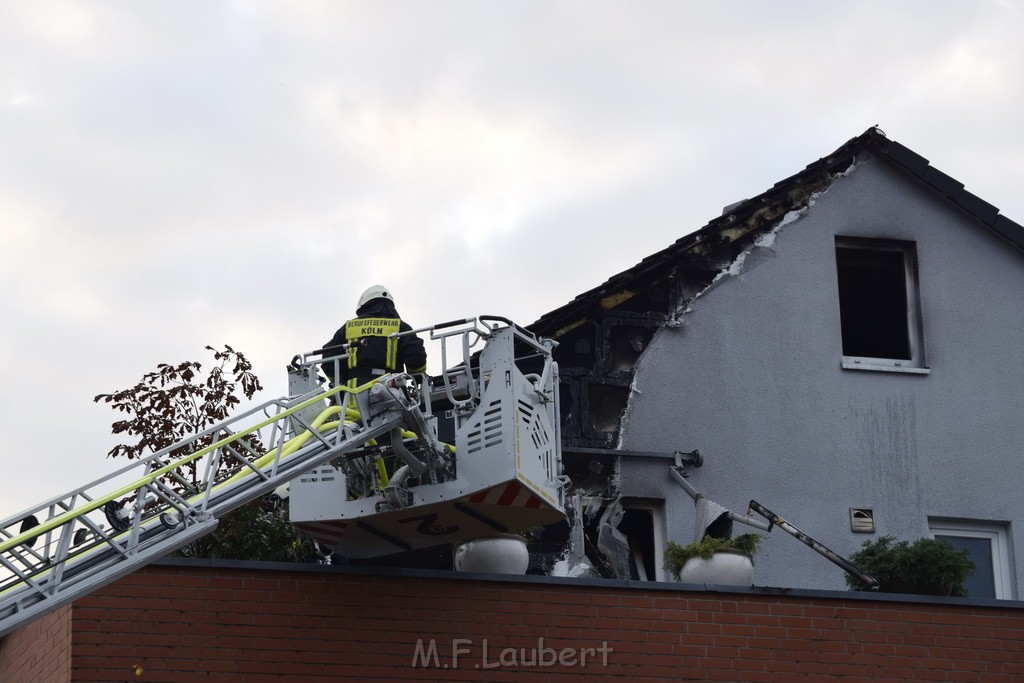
(845, 535, 976, 597)
(664, 533, 763, 585)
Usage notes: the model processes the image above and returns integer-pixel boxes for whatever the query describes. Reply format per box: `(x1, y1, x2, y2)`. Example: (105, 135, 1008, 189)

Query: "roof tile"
(922, 166, 965, 198)
(957, 191, 1000, 225)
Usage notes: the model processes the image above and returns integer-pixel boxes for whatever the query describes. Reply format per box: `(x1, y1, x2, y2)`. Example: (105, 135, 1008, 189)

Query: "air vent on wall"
(850, 508, 875, 533)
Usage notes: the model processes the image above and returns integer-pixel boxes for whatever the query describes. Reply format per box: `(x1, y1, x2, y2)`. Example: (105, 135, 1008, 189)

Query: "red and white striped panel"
(296, 521, 348, 548)
(467, 480, 543, 508)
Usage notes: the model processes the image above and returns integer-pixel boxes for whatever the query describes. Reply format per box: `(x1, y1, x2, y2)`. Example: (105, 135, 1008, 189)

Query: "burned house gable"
(531, 126, 1024, 590)
(529, 127, 1024, 452)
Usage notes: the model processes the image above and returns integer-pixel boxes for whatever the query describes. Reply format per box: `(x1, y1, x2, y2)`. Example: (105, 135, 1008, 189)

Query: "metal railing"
(0, 381, 401, 638)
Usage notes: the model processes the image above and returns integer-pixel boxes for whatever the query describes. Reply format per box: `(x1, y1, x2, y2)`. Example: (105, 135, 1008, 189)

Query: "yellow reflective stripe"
(409, 364, 426, 374)
(376, 458, 389, 488)
(348, 346, 358, 369)
(386, 337, 398, 370)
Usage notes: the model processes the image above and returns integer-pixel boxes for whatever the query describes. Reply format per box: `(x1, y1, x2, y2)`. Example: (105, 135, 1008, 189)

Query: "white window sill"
(841, 358, 930, 375)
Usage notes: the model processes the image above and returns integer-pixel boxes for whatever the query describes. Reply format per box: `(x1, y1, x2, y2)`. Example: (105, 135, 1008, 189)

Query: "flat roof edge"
(150, 557, 1024, 610)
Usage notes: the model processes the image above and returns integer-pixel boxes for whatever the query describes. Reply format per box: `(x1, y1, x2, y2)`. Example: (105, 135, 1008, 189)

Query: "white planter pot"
(454, 534, 529, 574)
(678, 550, 753, 585)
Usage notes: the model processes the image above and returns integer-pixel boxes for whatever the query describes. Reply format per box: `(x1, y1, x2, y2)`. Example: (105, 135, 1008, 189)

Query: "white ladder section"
(0, 377, 418, 638)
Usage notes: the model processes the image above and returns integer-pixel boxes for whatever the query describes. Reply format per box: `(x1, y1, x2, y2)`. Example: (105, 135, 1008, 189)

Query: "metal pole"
(747, 500, 878, 588)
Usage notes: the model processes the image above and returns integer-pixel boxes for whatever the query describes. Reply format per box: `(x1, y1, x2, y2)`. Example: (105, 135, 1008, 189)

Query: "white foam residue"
(551, 559, 595, 578)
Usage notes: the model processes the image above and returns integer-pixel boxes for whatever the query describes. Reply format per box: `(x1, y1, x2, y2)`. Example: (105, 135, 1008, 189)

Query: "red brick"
(620, 594, 655, 608)
(700, 655, 736, 670)
(689, 622, 724, 635)
(835, 607, 869, 620)
(653, 596, 688, 610)
(734, 599, 771, 613)
(746, 636, 780, 650)
(708, 610, 749, 626)
(765, 659, 800, 673)
(675, 643, 707, 658)
(677, 633, 717, 647)
(769, 602, 804, 616)
(744, 613, 780, 627)
(736, 647, 774, 661)
(5, 564, 1024, 682)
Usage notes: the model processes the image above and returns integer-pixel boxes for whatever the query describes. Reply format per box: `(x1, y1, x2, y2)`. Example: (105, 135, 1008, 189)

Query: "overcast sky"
(2, 1, 1022, 519)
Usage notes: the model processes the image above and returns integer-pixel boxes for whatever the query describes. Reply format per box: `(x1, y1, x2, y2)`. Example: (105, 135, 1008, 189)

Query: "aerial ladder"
(0, 316, 567, 638)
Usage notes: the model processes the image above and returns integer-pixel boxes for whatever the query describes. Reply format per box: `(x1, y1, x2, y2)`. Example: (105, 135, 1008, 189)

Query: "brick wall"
(0, 603, 72, 682)
(4, 561, 1024, 682)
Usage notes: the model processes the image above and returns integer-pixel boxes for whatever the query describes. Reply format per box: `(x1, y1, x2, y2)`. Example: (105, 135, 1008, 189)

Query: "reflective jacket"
(323, 298, 427, 387)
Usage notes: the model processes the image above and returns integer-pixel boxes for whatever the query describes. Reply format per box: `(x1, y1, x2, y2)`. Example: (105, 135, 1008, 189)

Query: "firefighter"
(323, 284, 428, 390)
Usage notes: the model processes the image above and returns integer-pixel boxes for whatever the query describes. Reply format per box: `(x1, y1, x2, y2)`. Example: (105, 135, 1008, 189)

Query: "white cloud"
(0, 194, 117, 319)
(7, 1, 97, 44)
(931, 42, 1010, 97)
(309, 92, 656, 246)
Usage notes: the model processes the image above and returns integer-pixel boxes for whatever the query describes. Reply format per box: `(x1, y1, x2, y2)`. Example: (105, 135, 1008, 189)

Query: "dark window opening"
(618, 507, 656, 581)
(835, 238, 921, 363)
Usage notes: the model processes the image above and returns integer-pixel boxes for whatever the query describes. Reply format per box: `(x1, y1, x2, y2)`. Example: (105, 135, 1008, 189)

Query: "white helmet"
(358, 284, 392, 308)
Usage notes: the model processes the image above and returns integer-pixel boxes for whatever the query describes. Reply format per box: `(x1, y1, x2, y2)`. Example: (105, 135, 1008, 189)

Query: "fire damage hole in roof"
(553, 321, 598, 370)
(607, 324, 655, 374)
(587, 383, 631, 434)
(558, 381, 576, 425)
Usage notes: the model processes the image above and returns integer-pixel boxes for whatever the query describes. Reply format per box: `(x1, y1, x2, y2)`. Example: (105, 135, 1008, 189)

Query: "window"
(929, 519, 1014, 599)
(618, 500, 665, 582)
(835, 237, 927, 373)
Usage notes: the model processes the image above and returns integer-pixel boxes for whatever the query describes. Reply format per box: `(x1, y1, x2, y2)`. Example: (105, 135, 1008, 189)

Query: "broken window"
(618, 500, 665, 581)
(835, 237, 926, 370)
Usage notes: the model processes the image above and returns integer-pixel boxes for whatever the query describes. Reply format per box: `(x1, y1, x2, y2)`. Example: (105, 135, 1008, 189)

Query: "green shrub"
(846, 535, 975, 597)
(663, 534, 763, 578)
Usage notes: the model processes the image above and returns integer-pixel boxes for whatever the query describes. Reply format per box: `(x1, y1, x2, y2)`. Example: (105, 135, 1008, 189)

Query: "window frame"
(928, 519, 1014, 600)
(618, 499, 666, 582)
(834, 237, 929, 374)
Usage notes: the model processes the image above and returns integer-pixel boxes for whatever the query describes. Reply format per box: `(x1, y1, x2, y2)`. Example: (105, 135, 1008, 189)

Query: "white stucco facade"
(617, 156, 1024, 595)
